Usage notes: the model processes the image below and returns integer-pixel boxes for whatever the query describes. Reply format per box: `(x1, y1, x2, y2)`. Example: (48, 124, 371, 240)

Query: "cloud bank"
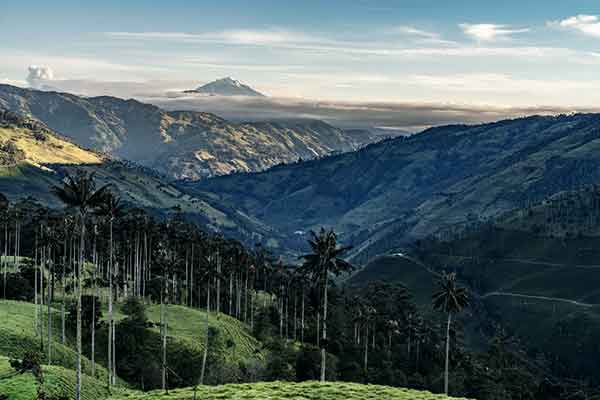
(145, 93, 592, 131)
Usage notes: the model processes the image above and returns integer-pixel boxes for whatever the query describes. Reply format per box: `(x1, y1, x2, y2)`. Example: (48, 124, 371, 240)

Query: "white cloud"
(390, 26, 440, 39)
(460, 23, 530, 42)
(550, 15, 600, 37)
(26, 65, 54, 87)
(105, 30, 566, 60)
(106, 29, 322, 46)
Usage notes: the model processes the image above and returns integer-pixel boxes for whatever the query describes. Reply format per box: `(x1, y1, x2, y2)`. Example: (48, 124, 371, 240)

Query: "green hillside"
(0, 356, 128, 400)
(191, 113, 600, 260)
(0, 300, 112, 383)
(109, 381, 469, 400)
(144, 304, 263, 365)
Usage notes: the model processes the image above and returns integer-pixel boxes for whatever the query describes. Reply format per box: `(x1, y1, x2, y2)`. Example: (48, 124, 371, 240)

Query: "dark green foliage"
(2, 272, 34, 301)
(67, 296, 102, 336)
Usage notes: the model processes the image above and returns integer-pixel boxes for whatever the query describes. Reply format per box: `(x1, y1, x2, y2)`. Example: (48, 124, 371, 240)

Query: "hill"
(189, 113, 600, 261)
(349, 187, 600, 385)
(0, 84, 374, 180)
(109, 381, 470, 400)
(0, 356, 127, 400)
(0, 300, 113, 383)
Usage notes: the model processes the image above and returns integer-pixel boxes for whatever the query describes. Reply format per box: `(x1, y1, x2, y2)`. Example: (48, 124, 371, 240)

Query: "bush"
(1, 272, 34, 301)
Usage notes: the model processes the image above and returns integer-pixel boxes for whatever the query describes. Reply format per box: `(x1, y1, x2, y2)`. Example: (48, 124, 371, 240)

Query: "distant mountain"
(188, 113, 600, 261)
(0, 84, 379, 180)
(184, 77, 266, 97)
(0, 108, 285, 246)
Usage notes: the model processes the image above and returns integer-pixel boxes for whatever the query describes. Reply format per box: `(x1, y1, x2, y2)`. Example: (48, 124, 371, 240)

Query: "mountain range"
(184, 77, 266, 97)
(0, 84, 378, 180)
(0, 109, 284, 247)
(189, 113, 600, 261)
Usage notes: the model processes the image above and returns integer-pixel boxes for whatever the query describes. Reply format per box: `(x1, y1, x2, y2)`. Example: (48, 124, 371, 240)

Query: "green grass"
(0, 356, 127, 400)
(0, 300, 113, 383)
(144, 304, 263, 364)
(109, 381, 468, 400)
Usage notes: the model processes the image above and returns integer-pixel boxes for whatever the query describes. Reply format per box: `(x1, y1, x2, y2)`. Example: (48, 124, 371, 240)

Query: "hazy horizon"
(4, 0, 600, 129)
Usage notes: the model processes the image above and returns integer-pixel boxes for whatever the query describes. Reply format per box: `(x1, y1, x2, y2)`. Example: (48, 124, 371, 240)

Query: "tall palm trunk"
(47, 247, 52, 365)
(34, 233, 39, 338)
(301, 289, 305, 344)
(75, 215, 85, 400)
(107, 219, 113, 388)
(91, 236, 97, 378)
(444, 313, 452, 395)
(320, 272, 328, 382)
(161, 275, 168, 392)
(200, 281, 210, 385)
(363, 324, 368, 374)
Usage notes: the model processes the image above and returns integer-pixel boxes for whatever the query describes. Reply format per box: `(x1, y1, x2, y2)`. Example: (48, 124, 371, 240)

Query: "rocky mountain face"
(184, 77, 266, 97)
(188, 113, 600, 261)
(0, 84, 372, 180)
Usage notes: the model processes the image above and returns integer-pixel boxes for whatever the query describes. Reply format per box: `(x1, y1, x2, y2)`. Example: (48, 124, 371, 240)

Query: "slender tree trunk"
(161, 276, 168, 392)
(34, 233, 39, 338)
(293, 291, 297, 341)
(320, 272, 328, 382)
(61, 230, 66, 345)
(200, 281, 210, 385)
(228, 272, 233, 316)
(301, 291, 305, 344)
(216, 254, 221, 315)
(444, 313, 452, 396)
(75, 215, 85, 400)
(91, 239, 97, 378)
(107, 219, 113, 388)
(47, 247, 52, 365)
(316, 311, 320, 347)
(364, 324, 368, 374)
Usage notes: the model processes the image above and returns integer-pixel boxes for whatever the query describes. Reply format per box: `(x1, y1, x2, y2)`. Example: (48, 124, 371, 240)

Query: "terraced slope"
(110, 381, 470, 400)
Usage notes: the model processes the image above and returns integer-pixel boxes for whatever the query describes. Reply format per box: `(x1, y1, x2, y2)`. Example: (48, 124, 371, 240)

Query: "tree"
(431, 272, 469, 396)
(299, 228, 353, 382)
(95, 192, 123, 388)
(52, 171, 111, 400)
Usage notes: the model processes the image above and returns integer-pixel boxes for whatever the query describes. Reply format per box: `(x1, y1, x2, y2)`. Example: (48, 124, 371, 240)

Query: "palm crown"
(432, 272, 469, 315)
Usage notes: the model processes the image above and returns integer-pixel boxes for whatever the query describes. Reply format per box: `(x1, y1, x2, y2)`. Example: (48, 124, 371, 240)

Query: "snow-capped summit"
(185, 77, 266, 97)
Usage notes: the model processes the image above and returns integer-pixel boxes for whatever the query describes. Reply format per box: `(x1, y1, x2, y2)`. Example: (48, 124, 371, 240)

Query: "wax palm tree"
(95, 192, 123, 387)
(0, 192, 8, 299)
(432, 272, 469, 396)
(52, 171, 111, 400)
(299, 228, 353, 382)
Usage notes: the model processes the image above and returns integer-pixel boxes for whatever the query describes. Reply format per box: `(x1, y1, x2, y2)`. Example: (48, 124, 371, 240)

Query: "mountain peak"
(187, 77, 266, 97)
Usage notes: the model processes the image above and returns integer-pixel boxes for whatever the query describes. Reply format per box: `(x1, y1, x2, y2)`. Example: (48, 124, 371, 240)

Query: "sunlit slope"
(0, 126, 103, 168)
(0, 120, 284, 246)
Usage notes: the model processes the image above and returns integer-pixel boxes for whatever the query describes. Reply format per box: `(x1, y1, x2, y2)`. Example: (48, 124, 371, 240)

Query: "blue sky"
(3, 0, 600, 109)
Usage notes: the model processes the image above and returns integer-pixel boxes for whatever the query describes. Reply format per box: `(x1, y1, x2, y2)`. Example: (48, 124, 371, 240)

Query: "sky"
(4, 0, 600, 129)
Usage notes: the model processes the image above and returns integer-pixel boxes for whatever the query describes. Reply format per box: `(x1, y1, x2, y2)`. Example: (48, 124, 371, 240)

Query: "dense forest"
(0, 170, 597, 400)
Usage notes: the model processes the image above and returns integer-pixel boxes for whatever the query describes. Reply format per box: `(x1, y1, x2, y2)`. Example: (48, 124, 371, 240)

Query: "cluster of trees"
(3, 170, 596, 400)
